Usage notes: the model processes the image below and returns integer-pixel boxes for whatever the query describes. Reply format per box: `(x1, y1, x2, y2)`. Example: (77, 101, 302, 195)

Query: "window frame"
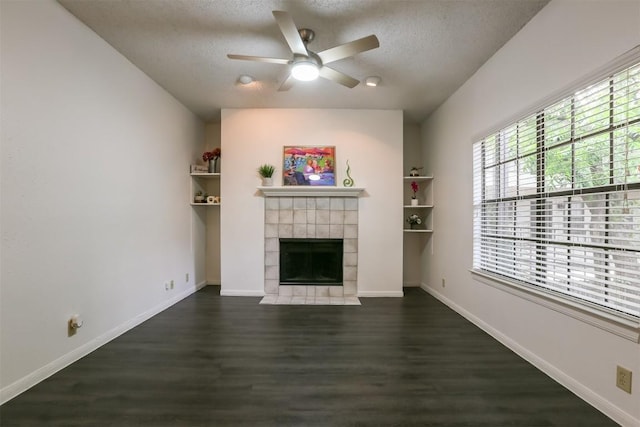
(472, 48, 640, 338)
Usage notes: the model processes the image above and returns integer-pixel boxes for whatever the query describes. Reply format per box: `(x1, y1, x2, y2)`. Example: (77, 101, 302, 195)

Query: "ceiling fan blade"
(278, 74, 296, 92)
(227, 54, 290, 65)
(272, 11, 308, 56)
(319, 67, 359, 88)
(317, 35, 380, 64)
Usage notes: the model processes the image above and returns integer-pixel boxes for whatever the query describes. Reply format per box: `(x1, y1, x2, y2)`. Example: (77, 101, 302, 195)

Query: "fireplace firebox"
(280, 239, 343, 286)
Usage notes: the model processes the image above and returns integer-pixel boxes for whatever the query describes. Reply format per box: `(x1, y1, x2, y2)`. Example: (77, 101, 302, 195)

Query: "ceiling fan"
(227, 11, 380, 91)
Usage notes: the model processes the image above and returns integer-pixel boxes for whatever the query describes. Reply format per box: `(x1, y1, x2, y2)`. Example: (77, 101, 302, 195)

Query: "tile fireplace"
(263, 194, 359, 297)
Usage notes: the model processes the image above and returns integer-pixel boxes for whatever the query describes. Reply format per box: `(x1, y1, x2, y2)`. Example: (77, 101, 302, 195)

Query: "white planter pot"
(262, 177, 274, 187)
(411, 198, 419, 206)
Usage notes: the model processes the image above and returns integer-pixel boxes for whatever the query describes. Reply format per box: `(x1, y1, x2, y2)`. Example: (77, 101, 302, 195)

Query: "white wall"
(220, 108, 403, 297)
(421, 0, 640, 425)
(203, 124, 221, 285)
(0, 0, 204, 402)
(402, 123, 424, 286)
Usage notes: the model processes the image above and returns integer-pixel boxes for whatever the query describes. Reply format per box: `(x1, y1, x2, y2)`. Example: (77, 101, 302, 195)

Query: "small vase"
(208, 158, 219, 173)
(262, 177, 274, 187)
(410, 223, 415, 230)
(411, 198, 419, 206)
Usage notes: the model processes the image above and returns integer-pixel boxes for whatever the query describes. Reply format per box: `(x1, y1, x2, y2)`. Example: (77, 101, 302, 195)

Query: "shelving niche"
(190, 173, 221, 206)
(403, 176, 433, 233)
(190, 170, 221, 286)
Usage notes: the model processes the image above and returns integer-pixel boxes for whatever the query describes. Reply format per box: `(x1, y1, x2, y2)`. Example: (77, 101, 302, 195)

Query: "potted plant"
(203, 148, 221, 173)
(410, 181, 419, 206)
(409, 166, 423, 177)
(194, 191, 205, 203)
(406, 213, 422, 230)
(258, 164, 276, 186)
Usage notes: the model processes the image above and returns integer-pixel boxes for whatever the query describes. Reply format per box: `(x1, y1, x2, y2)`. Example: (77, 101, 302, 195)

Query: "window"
(473, 60, 640, 320)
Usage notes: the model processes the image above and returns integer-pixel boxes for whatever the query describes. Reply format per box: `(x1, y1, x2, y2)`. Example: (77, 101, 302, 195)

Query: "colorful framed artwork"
(283, 146, 336, 186)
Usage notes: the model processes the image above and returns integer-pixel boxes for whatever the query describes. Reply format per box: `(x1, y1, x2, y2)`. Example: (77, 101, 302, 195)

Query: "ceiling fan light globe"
(238, 75, 254, 85)
(365, 76, 381, 87)
(291, 61, 319, 81)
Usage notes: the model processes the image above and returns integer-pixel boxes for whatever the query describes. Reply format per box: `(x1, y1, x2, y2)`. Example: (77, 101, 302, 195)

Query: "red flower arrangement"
(411, 181, 419, 199)
(202, 148, 221, 161)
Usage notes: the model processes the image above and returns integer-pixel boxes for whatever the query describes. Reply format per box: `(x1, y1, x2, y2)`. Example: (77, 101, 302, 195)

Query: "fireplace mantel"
(258, 187, 365, 197)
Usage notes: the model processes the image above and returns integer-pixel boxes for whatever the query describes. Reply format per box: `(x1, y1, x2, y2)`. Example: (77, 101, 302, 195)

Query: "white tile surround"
(263, 196, 358, 299)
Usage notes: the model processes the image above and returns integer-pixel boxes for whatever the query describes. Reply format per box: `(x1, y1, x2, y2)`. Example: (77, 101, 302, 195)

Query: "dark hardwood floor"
(1, 287, 616, 427)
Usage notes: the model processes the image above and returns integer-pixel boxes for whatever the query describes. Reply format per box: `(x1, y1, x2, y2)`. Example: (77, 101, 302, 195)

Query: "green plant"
(258, 164, 276, 178)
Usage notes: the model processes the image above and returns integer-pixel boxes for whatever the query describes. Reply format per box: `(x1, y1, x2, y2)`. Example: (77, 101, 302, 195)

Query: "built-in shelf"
(190, 172, 220, 179)
(258, 186, 365, 197)
(403, 176, 433, 181)
(191, 172, 221, 206)
(403, 175, 434, 236)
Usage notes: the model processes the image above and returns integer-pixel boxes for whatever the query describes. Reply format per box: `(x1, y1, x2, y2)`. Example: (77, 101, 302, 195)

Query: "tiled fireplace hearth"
(261, 190, 362, 304)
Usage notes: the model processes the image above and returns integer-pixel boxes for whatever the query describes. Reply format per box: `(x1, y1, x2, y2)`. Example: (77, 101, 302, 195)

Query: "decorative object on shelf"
(206, 195, 216, 204)
(194, 191, 205, 203)
(410, 180, 419, 205)
(190, 164, 209, 173)
(283, 146, 335, 186)
(343, 160, 354, 187)
(409, 166, 423, 177)
(203, 148, 221, 173)
(406, 213, 422, 230)
(258, 164, 276, 186)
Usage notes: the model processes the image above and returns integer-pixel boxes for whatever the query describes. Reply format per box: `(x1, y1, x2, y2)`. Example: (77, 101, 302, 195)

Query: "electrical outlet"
(616, 365, 632, 394)
(442, 278, 446, 288)
(186, 273, 189, 283)
(67, 314, 83, 337)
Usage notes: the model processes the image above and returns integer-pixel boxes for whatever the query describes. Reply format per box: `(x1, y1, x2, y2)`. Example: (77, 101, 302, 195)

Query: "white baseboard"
(357, 290, 404, 297)
(420, 283, 638, 427)
(0, 280, 207, 405)
(219, 289, 265, 297)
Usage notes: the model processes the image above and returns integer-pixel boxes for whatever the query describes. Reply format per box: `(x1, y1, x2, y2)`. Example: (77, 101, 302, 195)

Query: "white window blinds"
(473, 61, 640, 319)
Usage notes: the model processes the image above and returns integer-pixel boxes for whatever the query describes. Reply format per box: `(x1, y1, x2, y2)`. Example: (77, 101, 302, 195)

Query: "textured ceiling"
(58, 0, 549, 124)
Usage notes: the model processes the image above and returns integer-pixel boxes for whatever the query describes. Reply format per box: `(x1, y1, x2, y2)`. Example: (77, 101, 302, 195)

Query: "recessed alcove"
(280, 238, 344, 286)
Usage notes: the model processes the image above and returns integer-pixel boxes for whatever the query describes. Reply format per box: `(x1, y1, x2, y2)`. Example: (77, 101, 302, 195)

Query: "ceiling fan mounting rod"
(298, 28, 315, 45)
